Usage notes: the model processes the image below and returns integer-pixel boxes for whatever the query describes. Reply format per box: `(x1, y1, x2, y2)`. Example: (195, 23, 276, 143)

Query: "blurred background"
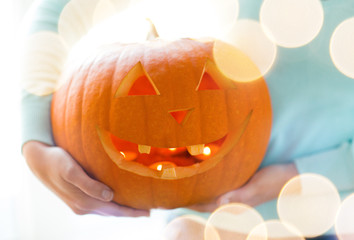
(0, 1, 163, 239)
(3, 0, 354, 239)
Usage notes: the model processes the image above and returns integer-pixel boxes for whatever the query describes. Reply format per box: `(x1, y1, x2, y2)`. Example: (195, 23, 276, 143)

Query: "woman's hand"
(23, 141, 149, 217)
(188, 163, 299, 212)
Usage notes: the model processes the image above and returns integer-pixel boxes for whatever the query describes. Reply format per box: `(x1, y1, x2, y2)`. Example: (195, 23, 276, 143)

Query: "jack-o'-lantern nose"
(169, 108, 193, 125)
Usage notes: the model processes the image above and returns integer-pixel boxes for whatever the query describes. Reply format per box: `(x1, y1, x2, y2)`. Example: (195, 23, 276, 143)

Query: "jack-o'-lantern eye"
(128, 75, 158, 96)
(115, 62, 160, 97)
(196, 60, 221, 91)
(196, 72, 220, 91)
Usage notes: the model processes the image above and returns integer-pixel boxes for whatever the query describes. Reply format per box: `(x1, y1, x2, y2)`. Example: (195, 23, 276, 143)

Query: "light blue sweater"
(162, 0, 354, 228)
(21, 0, 354, 230)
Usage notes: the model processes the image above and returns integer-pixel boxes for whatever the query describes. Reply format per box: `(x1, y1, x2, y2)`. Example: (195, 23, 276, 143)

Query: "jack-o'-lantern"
(51, 38, 272, 210)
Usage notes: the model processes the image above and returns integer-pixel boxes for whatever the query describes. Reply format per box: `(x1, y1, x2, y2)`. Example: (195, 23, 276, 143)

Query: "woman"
(21, 0, 354, 239)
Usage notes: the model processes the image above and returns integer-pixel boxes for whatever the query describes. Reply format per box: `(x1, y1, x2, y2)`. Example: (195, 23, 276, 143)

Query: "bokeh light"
(92, 0, 131, 25)
(260, 0, 324, 48)
(162, 215, 219, 240)
(21, 32, 68, 96)
(330, 17, 354, 79)
(335, 194, 354, 240)
(90, 9, 151, 45)
(143, 0, 239, 39)
(277, 174, 341, 238)
(213, 40, 263, 82)
(65, 8, 150, 71)
(58, 0, 101, 48)
(223, 19, 277, 79)
(205, 203, 264, 240)
(247, 220, 304, 240)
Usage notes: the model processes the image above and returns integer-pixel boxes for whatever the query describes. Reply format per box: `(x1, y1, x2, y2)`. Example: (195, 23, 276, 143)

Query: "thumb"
(62, 161, 114, 202)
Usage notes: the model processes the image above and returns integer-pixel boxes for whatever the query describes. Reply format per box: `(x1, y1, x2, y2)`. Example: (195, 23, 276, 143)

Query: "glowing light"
(67, 7, 150, 65)
(205, 203, 264, 240)
(158, 147, 185, 156)
(335, 194, 354, 240)
(203, 147, 211, 156)
(58, 0, 101, 48)
(162, 215, 219, 240)
(213, 40, 263, 82)
(92, 0, 131, 25)
(149, 161, 177, 171)
(223, 19, 277, 80)
(119, 151, 137, 161)
(21, 32, 68, 96)
(260, 0, 324, 48)
(247, 220, 304, 240)
(330, 17, 354, 79)
(144, 0, 239, 39)
(277, 174, 341, 238)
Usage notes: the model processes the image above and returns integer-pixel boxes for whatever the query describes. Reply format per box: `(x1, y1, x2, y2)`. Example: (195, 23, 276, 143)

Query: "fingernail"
(102, 189, 113, 201)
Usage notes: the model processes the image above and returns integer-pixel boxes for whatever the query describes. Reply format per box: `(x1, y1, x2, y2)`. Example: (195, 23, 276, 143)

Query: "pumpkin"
(51, 38, 272, 210)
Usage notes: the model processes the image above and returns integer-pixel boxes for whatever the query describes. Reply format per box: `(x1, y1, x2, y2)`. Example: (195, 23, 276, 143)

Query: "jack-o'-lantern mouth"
(110, 132, 226, 168)
(97, 111, 252, 179)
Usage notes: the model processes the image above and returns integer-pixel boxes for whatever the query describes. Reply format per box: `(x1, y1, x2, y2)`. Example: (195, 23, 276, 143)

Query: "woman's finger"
(92, 201, 150, 217)
(56, 176, 150, 217)
(68, 192, 150, 217)
(61, 160, 114, 202)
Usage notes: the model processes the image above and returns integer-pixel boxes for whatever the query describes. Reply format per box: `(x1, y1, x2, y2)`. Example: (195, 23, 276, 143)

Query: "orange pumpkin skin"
(51, 39, 272, 210)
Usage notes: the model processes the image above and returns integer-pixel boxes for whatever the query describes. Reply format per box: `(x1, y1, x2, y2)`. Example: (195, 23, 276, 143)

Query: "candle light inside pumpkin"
(195, 144, 218, 161)
(149, 161, 177, 171)
(203, 146, 211, 155)
(120, 151, 138, 161)
(158, 147, 186, 156)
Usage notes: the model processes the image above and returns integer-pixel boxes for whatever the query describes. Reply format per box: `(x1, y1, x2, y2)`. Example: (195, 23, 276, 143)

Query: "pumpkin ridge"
(159, 43, 178, 147)
(65, 66, 86, 165)
(112, 48, 124, 97)
(197, 93, 204, 145)
(151, 177, 158, 209)
(143, 45, 154, 146)
(60, 74, 71, 152)
(165, 42, 177, 147)
(106, 61, 119, 197)
(80, 61, 96, 174)
(105, 57, 133, 205)
(186, 172, 199, 206)
(180, 40, 205, 145)
(225, 88, 233, 133)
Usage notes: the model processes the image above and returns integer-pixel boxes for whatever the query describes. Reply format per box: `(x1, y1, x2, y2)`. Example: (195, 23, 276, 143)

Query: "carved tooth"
(161, 167, 177, 179)
(138, 145, 151, 154)
(187, 144, 205, 156)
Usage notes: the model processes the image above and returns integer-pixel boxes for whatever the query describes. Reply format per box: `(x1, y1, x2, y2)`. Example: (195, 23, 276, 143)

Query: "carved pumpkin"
(51, 38, 272, 210)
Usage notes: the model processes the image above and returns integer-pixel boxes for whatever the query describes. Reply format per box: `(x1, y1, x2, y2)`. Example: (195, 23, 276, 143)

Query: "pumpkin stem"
(146, 18, 159, 40)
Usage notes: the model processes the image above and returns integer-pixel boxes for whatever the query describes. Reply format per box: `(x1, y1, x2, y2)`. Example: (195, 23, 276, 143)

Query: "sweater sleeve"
(21, 91, 54, 146)
(294, 140, 354, 192)
(21, 0, 69, 148)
